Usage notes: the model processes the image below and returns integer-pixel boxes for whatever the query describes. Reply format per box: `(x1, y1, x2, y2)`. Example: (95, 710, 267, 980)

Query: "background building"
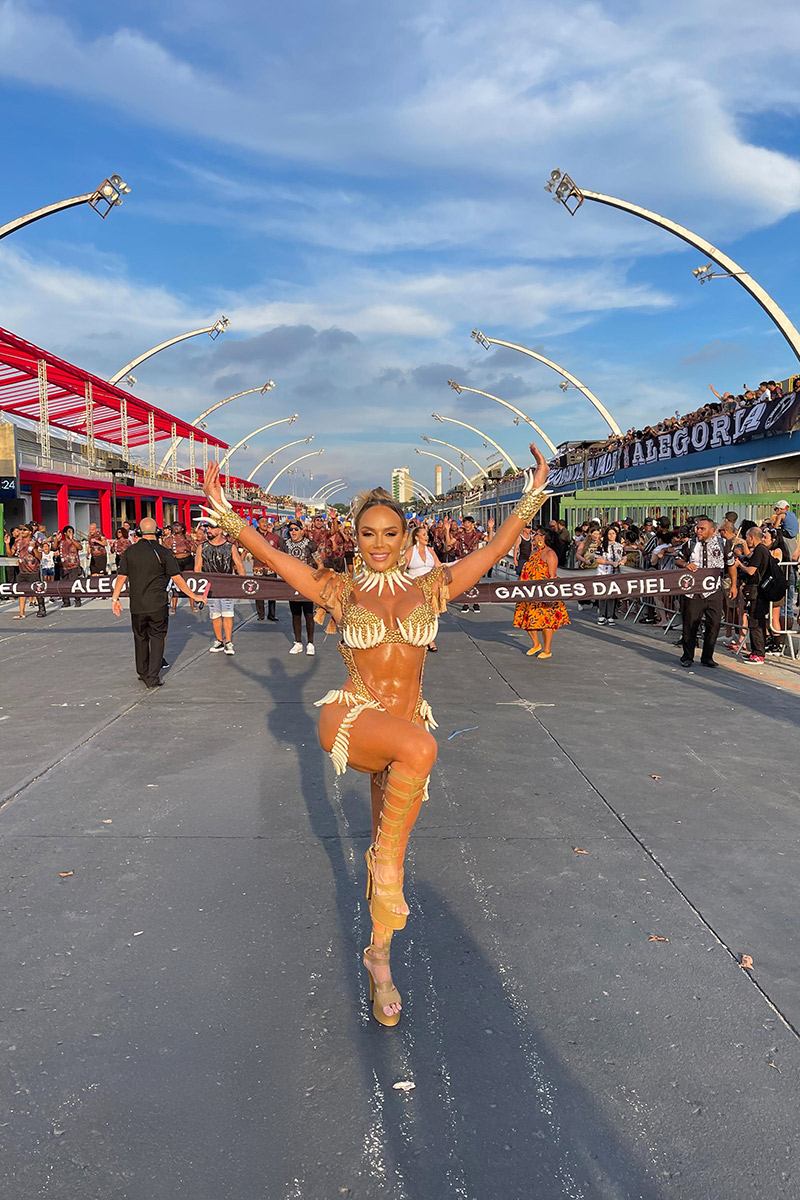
(391, 465, 413, 504)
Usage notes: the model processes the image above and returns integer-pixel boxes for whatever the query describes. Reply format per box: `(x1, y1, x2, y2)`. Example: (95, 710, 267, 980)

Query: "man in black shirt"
(736, 526, 771, 663)
(111, 518, 196, 687)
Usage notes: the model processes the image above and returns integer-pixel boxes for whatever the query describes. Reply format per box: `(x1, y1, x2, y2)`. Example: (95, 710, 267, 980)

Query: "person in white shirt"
(404, 526, 442, 651)
(595, 526, 624, 625)
(40, 540, 56, 581)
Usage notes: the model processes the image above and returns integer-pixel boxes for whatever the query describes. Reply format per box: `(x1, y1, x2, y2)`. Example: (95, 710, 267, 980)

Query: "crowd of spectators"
(566, 503, 798, 661)
(4, 501, 799, 666)
(597, 379, 795, 456)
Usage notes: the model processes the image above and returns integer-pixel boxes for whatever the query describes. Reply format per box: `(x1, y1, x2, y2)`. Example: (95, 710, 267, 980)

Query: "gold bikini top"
(315, 565, 451, 649)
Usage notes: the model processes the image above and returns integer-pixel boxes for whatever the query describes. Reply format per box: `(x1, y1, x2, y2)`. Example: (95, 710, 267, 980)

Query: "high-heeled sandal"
(363, 939, 401, 1027)
(365, 769, 427, 930)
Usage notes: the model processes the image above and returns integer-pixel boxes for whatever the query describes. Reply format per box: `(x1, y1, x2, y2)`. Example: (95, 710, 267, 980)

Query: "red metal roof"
(0, 326, 228, 451)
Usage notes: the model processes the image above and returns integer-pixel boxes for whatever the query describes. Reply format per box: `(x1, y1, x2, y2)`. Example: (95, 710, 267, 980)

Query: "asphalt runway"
(1, 595, 799, 1200)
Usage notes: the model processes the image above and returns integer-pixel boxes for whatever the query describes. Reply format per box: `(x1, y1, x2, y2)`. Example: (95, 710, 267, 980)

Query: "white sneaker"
(289, 642, 304, 654)
(306, 643, 315, 656)
(209, 639, 225, 653)
(224, 641, 235, 655)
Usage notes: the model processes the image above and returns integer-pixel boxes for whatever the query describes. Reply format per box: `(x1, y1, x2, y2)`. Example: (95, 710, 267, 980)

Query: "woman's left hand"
(203, 461, 224, 507)
(529, 443, 549, 490)
(487, 517, 495, 531)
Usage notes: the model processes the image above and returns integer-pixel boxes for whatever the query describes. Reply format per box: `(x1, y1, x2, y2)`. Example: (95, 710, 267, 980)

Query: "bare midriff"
(341, 642, 426, 721)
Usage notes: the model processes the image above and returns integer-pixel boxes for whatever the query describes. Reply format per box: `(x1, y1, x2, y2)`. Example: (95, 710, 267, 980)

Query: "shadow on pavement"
(254, 652, 662, 1198)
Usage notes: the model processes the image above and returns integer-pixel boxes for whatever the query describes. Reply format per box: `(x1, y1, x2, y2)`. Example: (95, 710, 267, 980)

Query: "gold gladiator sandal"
(365, 769, 427, 930)
(363, 935, 402, 1027)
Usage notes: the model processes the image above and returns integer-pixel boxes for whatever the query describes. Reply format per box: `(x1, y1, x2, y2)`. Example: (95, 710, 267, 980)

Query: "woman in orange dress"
(513, 527, 570, 659)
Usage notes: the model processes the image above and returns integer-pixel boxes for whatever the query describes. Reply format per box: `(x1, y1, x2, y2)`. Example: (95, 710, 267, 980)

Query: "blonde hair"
(352, 487, 407, 532)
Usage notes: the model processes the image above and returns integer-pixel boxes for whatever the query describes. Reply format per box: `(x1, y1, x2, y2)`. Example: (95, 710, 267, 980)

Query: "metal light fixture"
(89, 174, 132, 218)
(692, 263, 744, 285)
(470, 329, 491, 349)
(261, 380, 276, 392)
(122, 374, 137, 389)
(542, 169, 583, 214)
(209, 316, 230, 340)
(447, 379, 463, 394)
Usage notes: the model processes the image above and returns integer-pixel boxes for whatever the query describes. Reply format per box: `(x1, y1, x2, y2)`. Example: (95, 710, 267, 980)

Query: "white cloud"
(2, 0, 800, 255)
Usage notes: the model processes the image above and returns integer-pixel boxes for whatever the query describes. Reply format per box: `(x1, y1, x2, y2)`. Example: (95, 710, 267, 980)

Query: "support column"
(189, 432, 196, 487)
(148, 412, 156, 476)
(57, 484, 69, 530)
(85, 382, 95, 464)
(134, 495, 142, 523)
(120, 396, 129, 462)
(100, 489, 112, 537)
(155, 496, 164, 527)
(31, 485, 43, 523)
(37, 359, 51, 461)
(170, 422, 178, 483)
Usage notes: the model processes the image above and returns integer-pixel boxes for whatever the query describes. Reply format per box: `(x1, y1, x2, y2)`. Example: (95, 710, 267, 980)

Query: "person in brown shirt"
(57, 525, 84, 607)
(86, 523, 109, 575)
(163, 522, 196, 613)
(450, 515, 486, 612)
(249, 517, 286, 621)
(12, 526, 44, 618)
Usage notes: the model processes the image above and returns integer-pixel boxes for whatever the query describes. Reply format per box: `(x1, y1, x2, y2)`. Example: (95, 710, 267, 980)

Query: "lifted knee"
(406, 731, 437, 778)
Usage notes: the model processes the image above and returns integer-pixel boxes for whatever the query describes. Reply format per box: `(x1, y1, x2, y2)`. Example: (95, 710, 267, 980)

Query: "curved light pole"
(157, 381, 276, 474)
(309, 478, 345, 501)
(264, 450, 324, 496)
(447, 378, 558, 455)
(543, 168, 800, 364)
(471, 329, 621, 436)
(245, 437, 314, 481)
(317, 484, 349, 508)
(420, 434, 489, 479)
(315, 483, 347, 505)
(408, 477, 436, 502)
(219, 416, 298, 475)
(432, 411, 519, 472)
(415, 447, 476, 487)
(109, 316, 230, 386)
(0, 175, 131, 241)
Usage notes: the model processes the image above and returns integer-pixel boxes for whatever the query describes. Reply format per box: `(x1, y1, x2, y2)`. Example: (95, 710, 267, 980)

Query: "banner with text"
(548, 392, 800, 489)
(2, 568, 722, 604)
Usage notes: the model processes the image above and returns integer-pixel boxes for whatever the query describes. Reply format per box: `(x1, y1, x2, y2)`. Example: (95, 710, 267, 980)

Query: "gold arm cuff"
(205, 504, 247, 538)
(512, 490, 548, 523)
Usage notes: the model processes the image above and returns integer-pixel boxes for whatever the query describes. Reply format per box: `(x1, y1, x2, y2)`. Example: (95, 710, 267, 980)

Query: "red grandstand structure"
(0, 326, 282, 534)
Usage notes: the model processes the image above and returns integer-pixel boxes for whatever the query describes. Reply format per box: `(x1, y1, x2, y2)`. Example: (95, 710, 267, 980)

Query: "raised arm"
(448, 445, 549, 595)
(201, 463, 331, 605)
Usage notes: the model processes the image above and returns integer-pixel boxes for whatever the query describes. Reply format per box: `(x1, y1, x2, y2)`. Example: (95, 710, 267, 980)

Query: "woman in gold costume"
(200, 447, 549, 1026)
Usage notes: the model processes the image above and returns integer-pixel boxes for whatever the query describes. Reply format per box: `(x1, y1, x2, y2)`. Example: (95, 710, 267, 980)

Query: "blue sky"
(1, 0, 800, 498)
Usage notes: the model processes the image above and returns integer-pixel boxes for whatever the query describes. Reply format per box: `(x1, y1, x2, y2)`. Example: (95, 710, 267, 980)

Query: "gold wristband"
(213, 508, 247, 539)
(512, 490, 547, 522)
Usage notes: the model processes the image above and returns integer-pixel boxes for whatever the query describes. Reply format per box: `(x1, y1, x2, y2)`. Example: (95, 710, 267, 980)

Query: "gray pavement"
(1, 594, 800, 1200)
